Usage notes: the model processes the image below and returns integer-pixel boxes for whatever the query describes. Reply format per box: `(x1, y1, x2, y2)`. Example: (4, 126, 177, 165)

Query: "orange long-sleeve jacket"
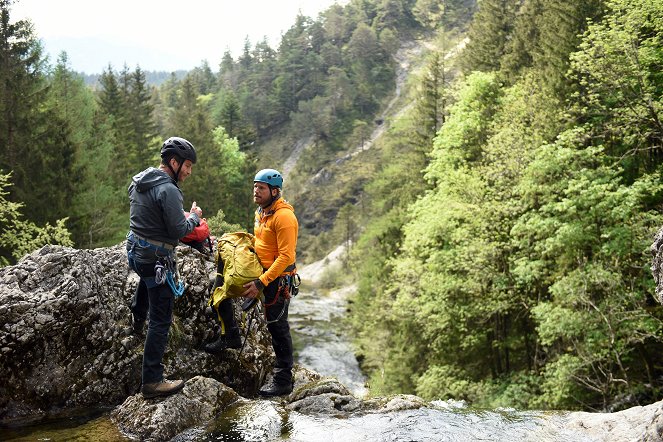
(254, 197, 298, 286)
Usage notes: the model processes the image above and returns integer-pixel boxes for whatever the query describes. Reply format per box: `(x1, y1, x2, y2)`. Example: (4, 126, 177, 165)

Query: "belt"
(128, 231, 175, 251)
(264, 263, 296, 273)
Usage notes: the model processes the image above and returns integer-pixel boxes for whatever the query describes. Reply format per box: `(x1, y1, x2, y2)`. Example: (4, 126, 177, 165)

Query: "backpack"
(209, 231, 264, 308)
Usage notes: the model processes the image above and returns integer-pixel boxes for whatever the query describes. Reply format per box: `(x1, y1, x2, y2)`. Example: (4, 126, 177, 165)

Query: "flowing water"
(190, 399, 591, 442)
(288, 284, 367, 397)
(1, 284, 599, 441)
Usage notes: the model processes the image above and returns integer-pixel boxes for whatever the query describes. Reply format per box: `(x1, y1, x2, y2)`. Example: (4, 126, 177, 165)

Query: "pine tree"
(70, 114, 126, 247)
(47, 53, 97, 230)
(321, 2, 353, 45)
(500, 0, 544, 82)
(461, 0, 519, 73)
(167, 77, 215, 210)
(374, 0, 415, 34)
(97, 65, 123, 117)
(218, 50, 236, 89)
(97, 65, 135, 185)
(345, 22, 391, 113)
(414, 51, 448, 148)
(0, 0, 43, 176)
(535, 0, 604, 94)
(275, 14, 321, 115)
(213, 90, 242, 139)
(128, 66, 157, 168)
(0, 1, 76, 224)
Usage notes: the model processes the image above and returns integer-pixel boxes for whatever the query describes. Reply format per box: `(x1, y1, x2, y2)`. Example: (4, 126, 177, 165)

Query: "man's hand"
(243, 279, 264, 298)
(191, 201, 203, 218)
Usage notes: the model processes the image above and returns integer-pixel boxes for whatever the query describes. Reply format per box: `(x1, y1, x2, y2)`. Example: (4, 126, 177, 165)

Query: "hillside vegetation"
(346, 0, 663, 413)
(1, 0, 663, 413)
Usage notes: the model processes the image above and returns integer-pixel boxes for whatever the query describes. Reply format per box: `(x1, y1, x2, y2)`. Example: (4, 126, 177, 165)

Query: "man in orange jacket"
(204, 168, 299, 397)
(244, 168, 299, 396)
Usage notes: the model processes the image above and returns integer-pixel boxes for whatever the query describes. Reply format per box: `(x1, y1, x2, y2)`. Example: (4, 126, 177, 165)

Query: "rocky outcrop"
(111, 376, 240, 441)
(0, 243, 274, 421)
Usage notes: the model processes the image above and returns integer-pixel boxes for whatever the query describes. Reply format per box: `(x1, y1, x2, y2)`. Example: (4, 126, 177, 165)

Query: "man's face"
(254, 182, 276, 207)
(172, 158, 194, 182)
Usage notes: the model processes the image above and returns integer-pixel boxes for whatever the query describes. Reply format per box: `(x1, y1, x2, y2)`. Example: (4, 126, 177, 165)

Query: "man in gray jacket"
(126, 136, 203, 399)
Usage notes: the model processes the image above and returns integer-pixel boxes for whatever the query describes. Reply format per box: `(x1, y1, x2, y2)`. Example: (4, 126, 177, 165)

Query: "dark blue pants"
(130, 262, 174, 385)
(264, 278, 293, 384)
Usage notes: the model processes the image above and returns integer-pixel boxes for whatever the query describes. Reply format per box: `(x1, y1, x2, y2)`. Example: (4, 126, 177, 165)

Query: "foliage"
(0, 172, 72, 265)
(349, 0, 663, 412)
(206, 209, 245, 237)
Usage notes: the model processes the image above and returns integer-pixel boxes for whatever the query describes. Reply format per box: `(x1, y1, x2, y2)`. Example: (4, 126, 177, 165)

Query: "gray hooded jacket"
(128, 167, 200, 262)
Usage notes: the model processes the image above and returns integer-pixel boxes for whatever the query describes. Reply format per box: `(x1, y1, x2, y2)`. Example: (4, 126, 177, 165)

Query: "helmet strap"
(261, 186, 279, 209)
(166, 156, 183, 182)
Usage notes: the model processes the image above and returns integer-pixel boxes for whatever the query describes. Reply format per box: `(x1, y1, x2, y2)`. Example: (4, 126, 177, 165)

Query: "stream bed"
(288, 284, 367, 397)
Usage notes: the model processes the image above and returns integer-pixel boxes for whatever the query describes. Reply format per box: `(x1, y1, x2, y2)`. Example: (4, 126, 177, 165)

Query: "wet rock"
(288, 392, 362, 415)
(111, 376, 241, 441)
(364, 394, 428, 413)
(563, 401, 663, 442)
(287, 376, 360, 415)
(286, 373, 424, 417)
(0, 244, 273, 421)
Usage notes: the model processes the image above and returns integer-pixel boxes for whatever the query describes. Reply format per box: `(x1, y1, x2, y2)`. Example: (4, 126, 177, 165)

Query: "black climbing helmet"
(161, 137, 197, 164)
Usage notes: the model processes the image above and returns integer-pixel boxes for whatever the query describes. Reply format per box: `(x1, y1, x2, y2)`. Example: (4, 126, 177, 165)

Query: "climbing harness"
(264, 272, 301, 324)
(235, 273, 300, 360)
(159, 254, 186, 298)
(126, 231, 186, 297)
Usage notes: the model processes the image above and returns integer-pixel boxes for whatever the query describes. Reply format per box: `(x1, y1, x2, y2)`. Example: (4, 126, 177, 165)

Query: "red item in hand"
(182, 212, 210, 243)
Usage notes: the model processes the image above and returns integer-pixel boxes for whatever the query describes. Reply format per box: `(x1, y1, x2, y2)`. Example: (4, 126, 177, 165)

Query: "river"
(288, 284, 367, 398)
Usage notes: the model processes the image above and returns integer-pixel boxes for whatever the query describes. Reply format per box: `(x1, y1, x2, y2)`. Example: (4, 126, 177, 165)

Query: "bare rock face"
(0, 244, 274, 421)
(110, 375, 241, 441)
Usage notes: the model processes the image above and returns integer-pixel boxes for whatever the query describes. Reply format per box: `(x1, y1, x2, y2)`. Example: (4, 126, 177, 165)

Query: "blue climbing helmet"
(254, 169, 283, 189)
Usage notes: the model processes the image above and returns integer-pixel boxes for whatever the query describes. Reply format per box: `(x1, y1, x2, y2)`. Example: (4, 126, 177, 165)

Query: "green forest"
(2, 0, 662, 412)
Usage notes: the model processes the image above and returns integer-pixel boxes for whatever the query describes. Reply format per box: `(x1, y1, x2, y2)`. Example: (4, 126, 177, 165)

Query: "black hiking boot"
(124, 314, 145, 337)
(258, 379, 293, 397)
(204, 331, 242, 354)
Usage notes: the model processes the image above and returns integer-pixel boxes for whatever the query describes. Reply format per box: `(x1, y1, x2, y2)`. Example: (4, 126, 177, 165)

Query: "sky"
(11, 0, 345, 74)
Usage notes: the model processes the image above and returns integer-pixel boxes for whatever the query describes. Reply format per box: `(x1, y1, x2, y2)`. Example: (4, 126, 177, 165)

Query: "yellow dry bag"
(209, 232, 264, 308)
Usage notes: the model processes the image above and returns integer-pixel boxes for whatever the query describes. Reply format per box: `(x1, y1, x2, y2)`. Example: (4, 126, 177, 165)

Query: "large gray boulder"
(0, 243, 274, 421)
(111, 375, 241, 441)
